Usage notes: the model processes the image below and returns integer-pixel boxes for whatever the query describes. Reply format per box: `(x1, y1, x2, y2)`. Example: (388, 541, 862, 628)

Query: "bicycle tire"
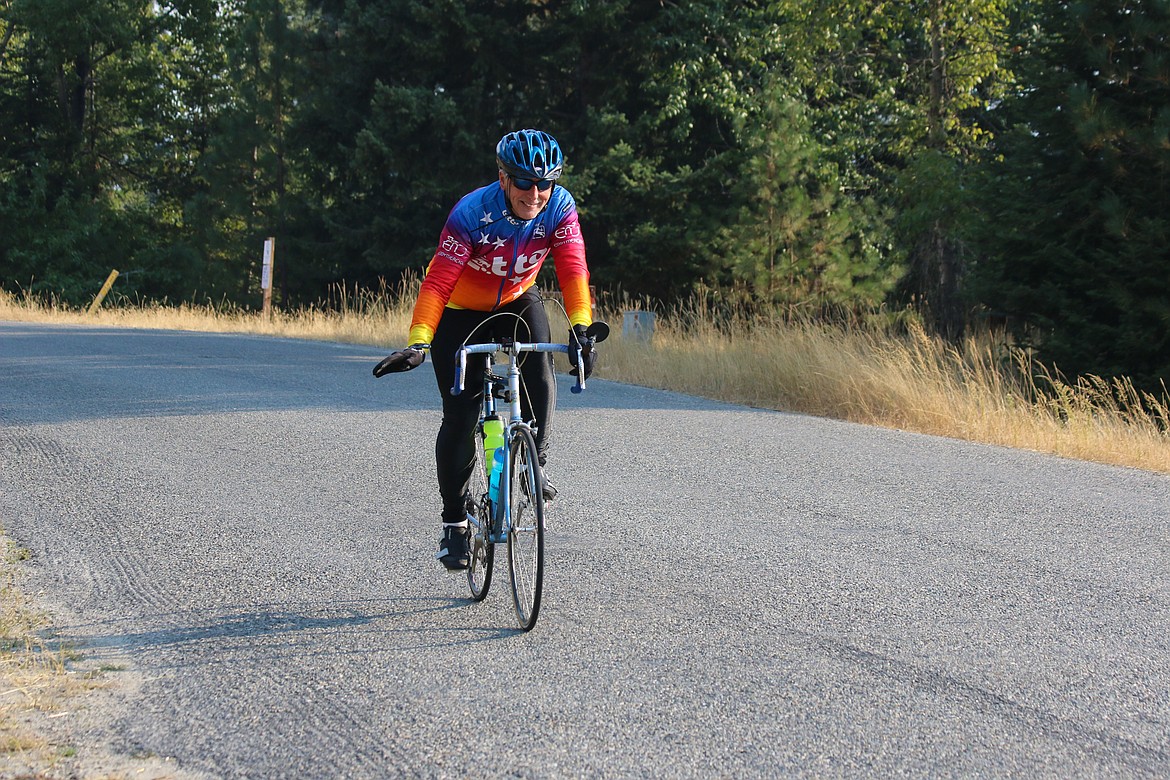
(466, 428, 494, 601)
(506, 426, 545, 631)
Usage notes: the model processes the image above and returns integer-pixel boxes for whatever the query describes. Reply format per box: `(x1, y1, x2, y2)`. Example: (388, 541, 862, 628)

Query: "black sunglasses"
(509, 175, 555, 192)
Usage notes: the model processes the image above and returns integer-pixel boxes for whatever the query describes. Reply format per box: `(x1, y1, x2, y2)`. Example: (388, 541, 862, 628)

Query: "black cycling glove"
(373, 345, 427, 377)
(567, 325, 597, 380)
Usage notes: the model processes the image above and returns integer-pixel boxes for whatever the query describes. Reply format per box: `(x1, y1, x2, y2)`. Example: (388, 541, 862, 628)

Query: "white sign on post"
(261, 237, 275, 317)
(261, 237, 275, 291)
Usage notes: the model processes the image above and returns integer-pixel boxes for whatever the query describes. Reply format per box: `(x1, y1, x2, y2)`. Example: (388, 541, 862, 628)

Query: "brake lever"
(570, 337, 595, 394)
(450, 347, 467, 396)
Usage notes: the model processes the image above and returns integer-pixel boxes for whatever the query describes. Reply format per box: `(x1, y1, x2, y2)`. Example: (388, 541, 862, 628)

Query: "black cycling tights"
(429, 289, 556, 523)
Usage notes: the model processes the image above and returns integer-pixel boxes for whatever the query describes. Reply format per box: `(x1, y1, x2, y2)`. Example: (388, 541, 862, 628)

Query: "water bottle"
(489, 447, 505, 504)
(482, 416, 504, 480)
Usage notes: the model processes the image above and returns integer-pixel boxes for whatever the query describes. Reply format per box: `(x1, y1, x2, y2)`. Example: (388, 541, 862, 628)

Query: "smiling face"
(498, 170, 553, 221)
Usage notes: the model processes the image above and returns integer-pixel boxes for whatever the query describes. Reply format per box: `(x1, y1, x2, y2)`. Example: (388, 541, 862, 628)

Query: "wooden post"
(87, 269, 120, 314)
(261, 237, 275, 317)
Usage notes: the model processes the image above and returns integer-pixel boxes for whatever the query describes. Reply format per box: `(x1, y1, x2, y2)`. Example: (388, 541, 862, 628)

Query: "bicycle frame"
(452, 340, 576, 541)
(448, 323, 606, 630)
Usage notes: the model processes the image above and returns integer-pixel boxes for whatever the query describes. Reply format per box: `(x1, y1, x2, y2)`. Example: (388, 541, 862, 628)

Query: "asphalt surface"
(1, 320, 1168, 778)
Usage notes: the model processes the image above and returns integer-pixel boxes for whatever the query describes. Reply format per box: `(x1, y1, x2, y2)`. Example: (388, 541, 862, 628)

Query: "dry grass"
(0, 531, 90, 774)
(3, 285, 1168, 475)
(608, 306, 1170, 474)
(0, 280, 416, 347)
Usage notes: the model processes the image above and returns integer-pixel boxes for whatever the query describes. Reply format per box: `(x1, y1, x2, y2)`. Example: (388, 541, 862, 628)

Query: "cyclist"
(375, 129, 597, 571)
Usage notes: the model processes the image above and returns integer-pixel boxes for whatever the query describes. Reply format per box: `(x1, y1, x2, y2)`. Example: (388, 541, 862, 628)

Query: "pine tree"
(974, 0, 1170, 390)
(719, 90, 898, 317)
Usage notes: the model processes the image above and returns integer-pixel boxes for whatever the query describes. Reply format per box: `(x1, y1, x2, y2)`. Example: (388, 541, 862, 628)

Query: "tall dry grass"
(0, 280, 415, 346)
(606, 297, 1170, 474)
(3, 285, 1168, 474)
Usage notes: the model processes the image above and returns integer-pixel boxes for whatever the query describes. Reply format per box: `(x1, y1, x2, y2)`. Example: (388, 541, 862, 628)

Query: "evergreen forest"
(1, 0, 1167, 391)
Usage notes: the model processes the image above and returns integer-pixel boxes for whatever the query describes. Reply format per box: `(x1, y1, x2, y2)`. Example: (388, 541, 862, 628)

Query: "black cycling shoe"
(541, 476, 557, 503)
(436, 524, 470, 570)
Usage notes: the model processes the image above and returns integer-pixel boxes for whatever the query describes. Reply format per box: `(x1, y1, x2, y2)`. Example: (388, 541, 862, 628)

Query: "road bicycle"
(452, 320, 609, 631)
(374, 317, 609, 631)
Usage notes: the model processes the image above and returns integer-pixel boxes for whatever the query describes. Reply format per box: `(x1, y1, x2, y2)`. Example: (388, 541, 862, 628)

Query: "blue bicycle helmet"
(496, 129, 564, 180)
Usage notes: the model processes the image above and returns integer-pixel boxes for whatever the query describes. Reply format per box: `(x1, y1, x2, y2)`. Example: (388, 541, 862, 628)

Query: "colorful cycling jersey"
(407, 182, 591, 346)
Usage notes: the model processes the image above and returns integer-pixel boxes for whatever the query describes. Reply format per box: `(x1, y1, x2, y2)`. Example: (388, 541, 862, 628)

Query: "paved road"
(1, 321, 1168, 778)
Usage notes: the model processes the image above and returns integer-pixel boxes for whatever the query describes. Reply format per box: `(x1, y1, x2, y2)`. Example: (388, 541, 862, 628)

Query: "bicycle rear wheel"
(506, 426, 545, 631)
(466, 429, 494, 601)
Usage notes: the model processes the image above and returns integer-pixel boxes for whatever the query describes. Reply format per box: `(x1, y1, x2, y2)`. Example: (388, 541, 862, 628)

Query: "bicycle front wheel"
(506, 426, 545, 631)
(466, 430, 494, 602)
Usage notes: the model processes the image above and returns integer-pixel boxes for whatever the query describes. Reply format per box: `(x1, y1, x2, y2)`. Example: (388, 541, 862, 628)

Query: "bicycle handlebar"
(451, 341, 588, 396)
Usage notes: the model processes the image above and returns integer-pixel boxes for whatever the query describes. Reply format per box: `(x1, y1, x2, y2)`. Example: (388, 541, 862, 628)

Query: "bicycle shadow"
(58, 596, 524, 667)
